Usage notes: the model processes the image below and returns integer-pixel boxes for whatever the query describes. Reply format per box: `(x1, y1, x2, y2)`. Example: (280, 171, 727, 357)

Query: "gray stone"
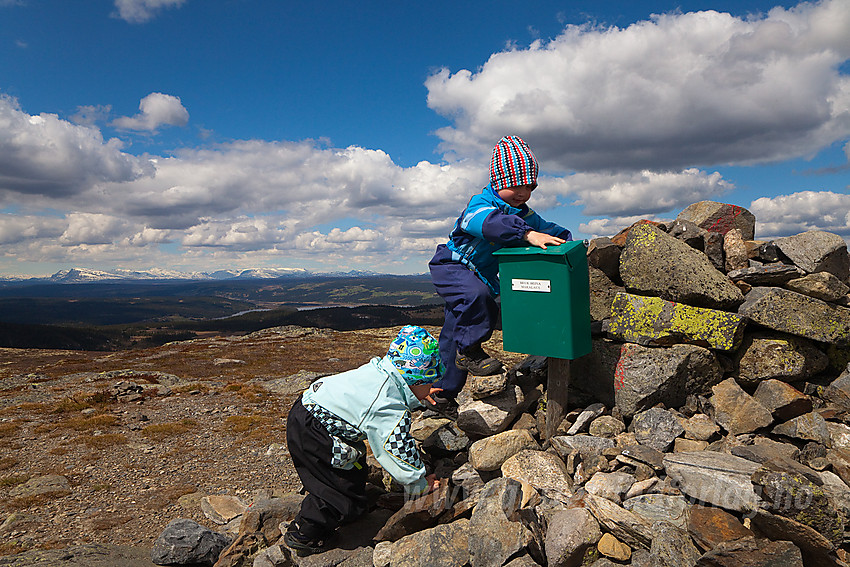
(373, 484, 451, 543)
(585, 471, 635, 503)
(623, 494, 691, 530)
(468, 478, 534, 567)
(262, 370, 327, 397)
(420, 421, 469, 454)
(384, 518, 470, 567)
(589, 266, 625, 322)
(451, 462, 486, 499)
(680, 414, 720, 442)
(468, 429, 540, 472)
(629, 407, 685, 452)
(649, 521, 701, 567)
(566, 403, 606, 435)
(733, 333, 828, 388)
(468, 371, 510, 399)
(620, 223, 744, 310)
(827, 421, 850, 450)
(252, 545, 290, 567)
(710, 378, 773, 435)
(501, 449, 573, 493)
(752, 380, 813, 422)
(694, 537, 803, 567)
(772, 412, 831, 445)
(613, 343, 722, 419)
(818, 470, 850, 519)
(773, 229, 850, 281)
(588, 415, 625, 438)
(662, 451, 761, 514)
(607, 292, 746, 351)
(738, 286, 850, 345)
(786, 271, 849, 302)
(587, 236, 622, 284)
(676, 201, 756, 241)
(727, 263, 803, 286)
(544, 508, 602, 567)
(151, 518, 230, 567)
(550, 435, 615, 460)
(618, 444, 665, 471)
(457, 385, 541, 437)
(582, 493, 653, 549)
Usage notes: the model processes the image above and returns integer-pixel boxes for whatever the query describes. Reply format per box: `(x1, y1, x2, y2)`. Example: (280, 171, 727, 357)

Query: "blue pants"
(429, 245, 499, 397)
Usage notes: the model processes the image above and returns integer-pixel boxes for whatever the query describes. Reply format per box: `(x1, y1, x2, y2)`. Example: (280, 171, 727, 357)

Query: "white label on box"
(511, 279, 551, 292)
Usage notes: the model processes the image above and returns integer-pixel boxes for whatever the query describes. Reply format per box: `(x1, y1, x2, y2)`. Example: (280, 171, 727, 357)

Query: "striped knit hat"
(490, 135, 539, 191)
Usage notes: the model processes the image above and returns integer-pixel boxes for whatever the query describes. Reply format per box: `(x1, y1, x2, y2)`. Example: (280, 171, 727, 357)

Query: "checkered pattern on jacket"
(383, 410, 423, 470)
(304, 402, 365, 442)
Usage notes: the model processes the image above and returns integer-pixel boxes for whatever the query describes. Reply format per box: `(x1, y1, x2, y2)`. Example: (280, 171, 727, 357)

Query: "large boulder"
(773, 230, 850, 281)
(737, 287, 850, 345)
(732, 332, 828, 387)
(662, 451, 761, 514)
(380, 518, 471, 567)
(501, 450, 573, 493)
(544, 508, 602, 567)
(468, 429, 540, 472)
(607, 292, 746, 351)
(468, 478, 535, 567)
(676, 201, 756, 240)
(151, 518, 230, 567)
(612, 343, 722, 418)
(619, 223, 744, 310)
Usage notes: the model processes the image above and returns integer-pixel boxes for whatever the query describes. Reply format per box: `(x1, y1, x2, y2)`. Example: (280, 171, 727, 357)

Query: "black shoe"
(283, 527, 326, 556)
(426, 394, 459, 420)
(455, 344, 503, 376)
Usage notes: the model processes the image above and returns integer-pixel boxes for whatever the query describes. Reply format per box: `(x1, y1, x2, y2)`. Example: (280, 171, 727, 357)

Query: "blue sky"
(1, 0, 849, 277)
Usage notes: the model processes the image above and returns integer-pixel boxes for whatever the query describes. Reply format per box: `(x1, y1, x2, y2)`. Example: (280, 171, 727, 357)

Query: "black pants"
(286, 398, 368, 539)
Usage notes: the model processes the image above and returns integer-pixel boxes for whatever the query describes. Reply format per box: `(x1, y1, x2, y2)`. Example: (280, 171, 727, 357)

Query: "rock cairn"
(153, 200, 850, 567)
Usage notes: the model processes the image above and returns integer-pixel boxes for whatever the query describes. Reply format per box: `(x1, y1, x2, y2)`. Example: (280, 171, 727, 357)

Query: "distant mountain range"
(0, 266, 387, 283)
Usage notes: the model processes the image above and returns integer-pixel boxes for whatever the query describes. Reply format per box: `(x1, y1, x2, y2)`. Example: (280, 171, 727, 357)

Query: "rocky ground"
(0, 325, 520, 559)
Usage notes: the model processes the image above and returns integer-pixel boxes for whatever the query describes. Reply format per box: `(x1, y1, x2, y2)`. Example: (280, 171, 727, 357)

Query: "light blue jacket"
(301, 356, 429, 495)
(445, 184, 571, 295)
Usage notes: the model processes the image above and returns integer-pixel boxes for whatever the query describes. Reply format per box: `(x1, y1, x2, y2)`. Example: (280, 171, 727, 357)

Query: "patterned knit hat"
(490, 135, 539, 191)
(386, 325, 444, 386)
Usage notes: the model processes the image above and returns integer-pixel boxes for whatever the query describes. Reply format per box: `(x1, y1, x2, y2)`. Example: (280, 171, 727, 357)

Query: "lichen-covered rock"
(607, 292, 746, 351)
(737, 286, 850, 345)
(732, 332, 828, 387)
(383, 518, 471, 567)
(620, 223, 744, 310)
(629, 407, 685, 452)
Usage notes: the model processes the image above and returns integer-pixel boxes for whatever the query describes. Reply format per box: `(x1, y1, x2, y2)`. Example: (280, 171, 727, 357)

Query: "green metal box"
(494, 240, 591, 360)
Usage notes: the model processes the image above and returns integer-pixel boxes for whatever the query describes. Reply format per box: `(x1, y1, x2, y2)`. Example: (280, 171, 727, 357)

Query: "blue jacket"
(445, 184, 571, 295)
(301, 356, 429, 495)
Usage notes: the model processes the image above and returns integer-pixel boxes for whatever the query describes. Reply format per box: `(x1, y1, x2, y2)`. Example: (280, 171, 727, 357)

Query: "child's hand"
(525, 230, 566, 249)
(425, 474, 441, 493)
(424, 387, 443, 406)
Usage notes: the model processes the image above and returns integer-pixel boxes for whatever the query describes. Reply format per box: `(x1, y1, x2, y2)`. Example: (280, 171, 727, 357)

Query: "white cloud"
(59, 213, 128, 245)
(554, 168, 733, 216)
(111, 92, 189, 131)
(750, 190, 850, 238)
(426, 0, 850, 172)
(0, 214, 64, 245)
(112, 0, 186, 24)
(70, 104, 112, 126)
(0, 95, 153, 197)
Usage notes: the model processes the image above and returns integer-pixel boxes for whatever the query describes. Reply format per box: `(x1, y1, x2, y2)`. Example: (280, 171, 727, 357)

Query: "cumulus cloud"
(750, 190, 850, 238)
(555, 169, 733, 216)
(59, 213, 128, 245)
(426, 0, 850, 172)
(112, 0, 186, 24)
(111, 93, 189, 131)
(0, 95, 153, 197)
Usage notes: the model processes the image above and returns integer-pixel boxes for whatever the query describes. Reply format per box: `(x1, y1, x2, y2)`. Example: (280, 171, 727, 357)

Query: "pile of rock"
(152, 200, 850, 567)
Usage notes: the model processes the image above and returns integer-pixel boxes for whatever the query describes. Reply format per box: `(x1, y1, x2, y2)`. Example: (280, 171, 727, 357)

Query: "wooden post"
(545, 357, 570, 439)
